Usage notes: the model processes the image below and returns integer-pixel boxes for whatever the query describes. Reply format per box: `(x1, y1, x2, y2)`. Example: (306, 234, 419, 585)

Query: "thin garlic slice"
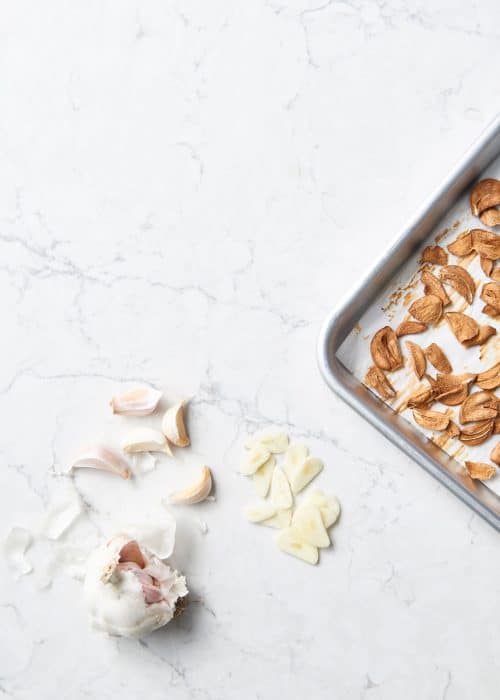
(161, 401, 190, 447)
(305, 489, 340, 528)
(169, 466, 212, 505)
(262, 508, 292, 529)
(292, 505, 330, 548)
(290, 457, 324, 494)
(71, 445, 131, 479)
(122, 428, 172, 456)
(244, 502, 277, 523)
(245, 430, 289, 454)
(240, 445, 271, 475)
(4, 526, 33, 577)
(252, 455, 275, 498)
(270, 467, 293, 509)
(110, 386, 162, 416)
(283, 443, 309, 480)
(37, 483, 83, 540)
(275, 528, 318, 565)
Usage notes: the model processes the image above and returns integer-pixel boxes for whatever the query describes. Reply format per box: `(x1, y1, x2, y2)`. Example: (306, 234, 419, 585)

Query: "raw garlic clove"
(4, 526, 33, 577)
(290, 457, 324, 494)
(240, 445, 270, 475)
(275, 528, 318, 565)
(71, 445, 131, 479)
(305, 489, 341, 528)
(122, 428, 172, 456)
(169, 466, 212, 505)
(110, 386, 162, 416)
(161, 401, 190, 448)
(261, 508, 292, 529)
(244, 502, 277, 523)
(245, 430, 289, 454)
(292, 505, 330, 548)
(283, 443, 309, 480)
(252, 455, 275, 498)
(270, 467, 293, 509)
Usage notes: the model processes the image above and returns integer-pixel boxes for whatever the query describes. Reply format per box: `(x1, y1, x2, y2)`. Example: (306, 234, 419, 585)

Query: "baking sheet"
(337, 155, 500, 497)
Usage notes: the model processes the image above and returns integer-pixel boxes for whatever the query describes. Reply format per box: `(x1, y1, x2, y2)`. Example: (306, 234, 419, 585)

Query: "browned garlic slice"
(240, 445, 271, 475)
(70, 445, 131, 479)
(110, 386, 162, 416)
(161, 401, 190, 447)
(270, 467, 293, 509)
(289, 457, 324, 494)
(252, 455, 276, 498)
(122, 428, 173, 455)
(169, 466, 212, 505)
(244, 502, 277, 523)
(292, 504, 330, 548)
(464, 461, 496, 480)
(275, 528, 318, 565)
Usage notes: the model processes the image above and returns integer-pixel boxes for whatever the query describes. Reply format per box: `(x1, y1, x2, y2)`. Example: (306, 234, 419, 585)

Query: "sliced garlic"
(244, 502, 277, 523)
(290, 456, 324, 494)
(252, 455, 276, 498)
(161, 401, 190, 448)
(37, 483, 83, 540)
(270, 467, 293, 509)
(261, 508, 292, 529)
(275, 528, 318, 565)
(245, 429, 289, 454)
(122, 428, 172, 456)
(4, 526, 33, 577)
(110, 386, 162, 416)
(292, 505, 330, 548)
(283, 443, 309, 480)
(169, 466, 212, 505)
(240, 445, 271, 476)
(70, 445, 131, 479)
(305, 489, 341, 528)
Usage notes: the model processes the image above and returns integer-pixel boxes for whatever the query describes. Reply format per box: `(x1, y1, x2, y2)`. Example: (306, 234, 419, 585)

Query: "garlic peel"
(71, 445, 131, 479)
(37, 483, 83, 540)
(122, 428, 172, 456)
(169, 466, 212, 505)
(4, 526, 33, 577)
(161, 401, 190, 448)
(110, 387, 162, 416)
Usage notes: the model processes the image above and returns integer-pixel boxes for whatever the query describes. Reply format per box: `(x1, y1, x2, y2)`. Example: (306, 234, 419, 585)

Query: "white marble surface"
(1, 2, 499, 699)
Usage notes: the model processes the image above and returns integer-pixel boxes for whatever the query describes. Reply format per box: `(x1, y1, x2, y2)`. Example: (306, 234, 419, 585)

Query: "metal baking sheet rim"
(318, 115, 500, 531)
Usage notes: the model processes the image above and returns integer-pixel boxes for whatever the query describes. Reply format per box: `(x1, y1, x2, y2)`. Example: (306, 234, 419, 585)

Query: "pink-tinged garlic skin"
(70, 445, 131, 480)
(110, 387, 162, 416)
(84, 533, 187, 638)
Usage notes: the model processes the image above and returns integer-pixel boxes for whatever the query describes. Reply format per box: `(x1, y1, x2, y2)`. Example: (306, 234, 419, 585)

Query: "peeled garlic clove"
(262, 508, 292, 529)
(161, 401, 190, 447)
(290, 457, 324, 494)
(240, 445, 271, 475)
(122, 428, 172, 456)
(244, 502, 277, 523)
(252, 455, 275, 498)
(283, 443, 309, 480)
(305, 489, 341, 528)
(110, 386, 162, 416)
(270, 467, 293, 509)
(169, 466, 212, 505)
(275, 528, 318, 565)
(292, 505, 330, 548)
(71, 445, 131, 479)
(245, 430, 289, 454)
(4, 526, 33, 577)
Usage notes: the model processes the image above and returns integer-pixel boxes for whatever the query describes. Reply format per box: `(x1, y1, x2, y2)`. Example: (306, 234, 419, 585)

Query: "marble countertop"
(1, 2, 499, 699)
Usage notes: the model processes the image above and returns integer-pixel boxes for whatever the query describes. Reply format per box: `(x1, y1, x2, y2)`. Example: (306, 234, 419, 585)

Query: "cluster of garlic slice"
(67, 387, 212, 505)
(241, 430, 340, 565)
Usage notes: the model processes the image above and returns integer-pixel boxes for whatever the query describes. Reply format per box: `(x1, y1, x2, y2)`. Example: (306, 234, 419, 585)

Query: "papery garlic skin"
(110, 387, 162, 416)
(84, 533, 187, 639)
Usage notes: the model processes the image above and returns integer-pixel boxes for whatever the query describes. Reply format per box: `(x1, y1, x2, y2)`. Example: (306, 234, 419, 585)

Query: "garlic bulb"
(84, 532, 187, 638)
